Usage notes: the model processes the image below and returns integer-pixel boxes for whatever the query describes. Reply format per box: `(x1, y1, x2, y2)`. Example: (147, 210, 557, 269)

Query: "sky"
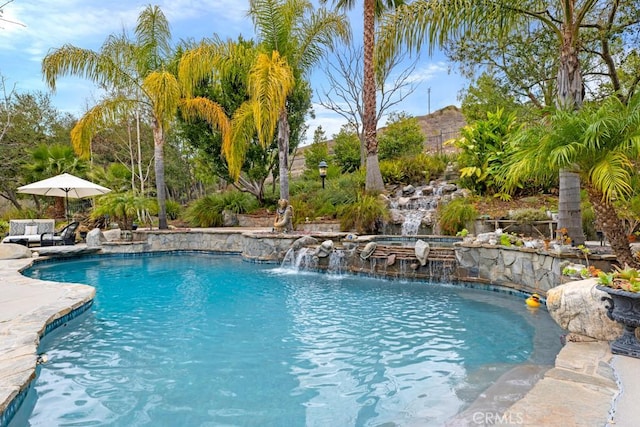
(0, 0, 466, 144)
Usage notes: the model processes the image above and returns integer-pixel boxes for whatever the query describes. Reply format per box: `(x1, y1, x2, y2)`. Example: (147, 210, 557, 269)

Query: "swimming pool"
(16, 253, 563, 426)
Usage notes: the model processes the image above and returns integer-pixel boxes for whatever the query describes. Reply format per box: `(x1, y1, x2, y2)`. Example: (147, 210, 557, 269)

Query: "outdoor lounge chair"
(40, 221, 79, 246)
(2, 219, 55, 247)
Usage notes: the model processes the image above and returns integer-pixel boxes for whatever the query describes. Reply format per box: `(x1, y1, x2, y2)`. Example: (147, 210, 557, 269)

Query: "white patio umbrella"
(18, 173, 112, 222)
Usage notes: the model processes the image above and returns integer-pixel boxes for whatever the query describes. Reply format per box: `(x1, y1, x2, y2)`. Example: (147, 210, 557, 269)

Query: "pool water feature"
(16, 253, 563, 426)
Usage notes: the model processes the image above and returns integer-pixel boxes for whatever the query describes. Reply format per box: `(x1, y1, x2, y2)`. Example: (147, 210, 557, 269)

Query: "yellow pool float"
(526, 293, 541, 308)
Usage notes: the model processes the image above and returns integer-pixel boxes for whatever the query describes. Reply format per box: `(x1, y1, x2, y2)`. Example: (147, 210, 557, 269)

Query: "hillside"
(291, 105, 466, 176)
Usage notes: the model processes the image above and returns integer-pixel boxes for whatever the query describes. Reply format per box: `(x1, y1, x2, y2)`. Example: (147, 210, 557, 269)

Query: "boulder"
(86, 228, 108, 247)
(101, 228, 122, 242)
(360, 242, 377, 260)
(314, 240, 334, 258)
(402, 184, 416, 196)
(546, 279, 623, 341)
(0, 243, 32, 259)
(415, 239, 430, 266)
(222, 210, 239, 227)
(292, 236, 319, 250)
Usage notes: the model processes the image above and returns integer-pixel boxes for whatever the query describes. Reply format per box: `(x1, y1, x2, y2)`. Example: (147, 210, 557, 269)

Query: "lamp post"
(318, 160, 328, 189)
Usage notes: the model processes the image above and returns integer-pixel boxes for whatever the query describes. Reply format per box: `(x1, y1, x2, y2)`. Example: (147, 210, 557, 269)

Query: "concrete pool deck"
(0, 252, 638, 426)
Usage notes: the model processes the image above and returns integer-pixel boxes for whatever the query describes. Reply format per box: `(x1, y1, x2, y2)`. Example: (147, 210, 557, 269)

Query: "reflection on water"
(15, 254, 564, 427)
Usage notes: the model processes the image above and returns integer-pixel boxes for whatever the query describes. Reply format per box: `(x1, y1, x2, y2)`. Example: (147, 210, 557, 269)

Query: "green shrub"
(219, 191, 259, 214)
(165, 199, 182, 220)
(437, 198, 479, 235)
(509, 208, 549, 223)
(380, 159, 405, 184)
(332, 126, 361, 173)
(185, 191, 258, 227)
(404, 153, 447, 183)
(185, 195, 224, 227)
(2, 207, 40, 220)
(338, 193, 389, 233)
(378, 112, 425, 160)
(0, 220, 8, 235)
(92, 192, 154, 230)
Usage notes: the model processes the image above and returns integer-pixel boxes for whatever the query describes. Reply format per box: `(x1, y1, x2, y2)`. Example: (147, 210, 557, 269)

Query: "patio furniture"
(2, 219, 56, 247)
(40, 221, 80, 246)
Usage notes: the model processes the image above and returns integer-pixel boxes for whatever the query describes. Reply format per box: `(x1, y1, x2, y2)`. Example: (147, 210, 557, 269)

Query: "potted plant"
(596, 265, 640, 358)
(92, 192, 153, 240)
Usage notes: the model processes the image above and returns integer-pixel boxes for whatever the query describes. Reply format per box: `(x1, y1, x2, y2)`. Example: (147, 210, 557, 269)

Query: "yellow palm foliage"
(142, 71, 181, 130)
(247, 51, 294, 148)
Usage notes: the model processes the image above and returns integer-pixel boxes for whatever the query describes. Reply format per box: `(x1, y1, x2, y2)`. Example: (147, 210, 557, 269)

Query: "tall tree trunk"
(278, 108, 290, 201)
(153, 121, 168, 229)
(587, 186, 639, 268)
(556, 15, 585, 245)
(558, 170, 584, 245)
(363, 0, 384, 193)
(136, 109, 145, 195)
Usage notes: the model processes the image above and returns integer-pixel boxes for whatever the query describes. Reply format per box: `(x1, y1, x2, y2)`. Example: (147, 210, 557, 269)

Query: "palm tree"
(321, 0, 406, 194)
(248, 0, 350, 201)
(504, 94, 640, 267)
(25, 144, 88, 217)
(42, 5, 229, 229)
(376, 0, 616, 244)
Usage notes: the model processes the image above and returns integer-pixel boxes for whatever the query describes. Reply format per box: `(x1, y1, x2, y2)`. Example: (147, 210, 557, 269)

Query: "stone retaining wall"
(455, 243, 616, 295)
(91, 229, 618, 295)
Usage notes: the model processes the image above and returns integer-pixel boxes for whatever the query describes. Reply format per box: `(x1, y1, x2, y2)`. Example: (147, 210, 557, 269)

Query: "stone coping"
(0, 239, 637, 425)
(0, 257, 95, 427)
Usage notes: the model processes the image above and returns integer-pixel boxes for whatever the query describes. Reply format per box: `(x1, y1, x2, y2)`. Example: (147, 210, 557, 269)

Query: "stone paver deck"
(0, 248, 638, 426)
(0, 256, 94, 425)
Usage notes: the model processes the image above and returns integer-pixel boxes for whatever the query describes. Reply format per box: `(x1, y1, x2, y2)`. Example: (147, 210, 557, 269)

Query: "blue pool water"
(16, 253, 563, 426)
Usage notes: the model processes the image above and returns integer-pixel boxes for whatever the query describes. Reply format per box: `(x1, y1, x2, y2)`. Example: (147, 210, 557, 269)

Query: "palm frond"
(135, 4, 172, 72)
(178, 42, 221, 98)
(294, 8, 351, 73)
(228, 102, 257, 180)
(590, 151, 634, 202)
(70, 97, 138, 159)
(247, 51, 294, 147)
(141, 71, 181, 129)
(181, 96, 231, 141)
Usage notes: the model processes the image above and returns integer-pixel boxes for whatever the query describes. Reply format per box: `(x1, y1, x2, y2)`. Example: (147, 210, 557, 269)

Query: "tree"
(379, 0, 640, 244)
(460, 73, 528, 123)
(332, 124, 361, 173)
(42, 5, 230, 229)
(0, 86, 71, 210)
(321, 0, 406, 193)
(317, 41, 417, 167)
(504, 95, 640, 267)
(25, 144, 88, 217)
(377, 111, 424, 161)
(303, 126, 330, 176)
(248, 0, 350, 201)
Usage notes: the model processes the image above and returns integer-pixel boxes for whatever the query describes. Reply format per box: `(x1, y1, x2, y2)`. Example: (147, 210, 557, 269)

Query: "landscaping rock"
(222, 209, 239, 227)
(86, 228, 107, 247)
(415, 239, 430, 266)
(546, 279, 623, 341)
(314, 240, 334, 258)
(0, 243, 31, 259)
(291, 236, 318, 250)
(402, 184, 415, 196)
(360, 242, 377, 260)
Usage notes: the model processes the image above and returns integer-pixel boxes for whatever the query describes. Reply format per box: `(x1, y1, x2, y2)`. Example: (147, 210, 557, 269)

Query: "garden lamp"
(318, 160, 328, 189)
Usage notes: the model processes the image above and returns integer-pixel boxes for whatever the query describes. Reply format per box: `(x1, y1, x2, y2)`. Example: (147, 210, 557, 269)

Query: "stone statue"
(273, 199, 294, 233)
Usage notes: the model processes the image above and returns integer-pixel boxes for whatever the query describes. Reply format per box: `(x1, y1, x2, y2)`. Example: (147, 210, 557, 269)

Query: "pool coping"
(0, 251, 636, 426)
(0, 257, 95, 427)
